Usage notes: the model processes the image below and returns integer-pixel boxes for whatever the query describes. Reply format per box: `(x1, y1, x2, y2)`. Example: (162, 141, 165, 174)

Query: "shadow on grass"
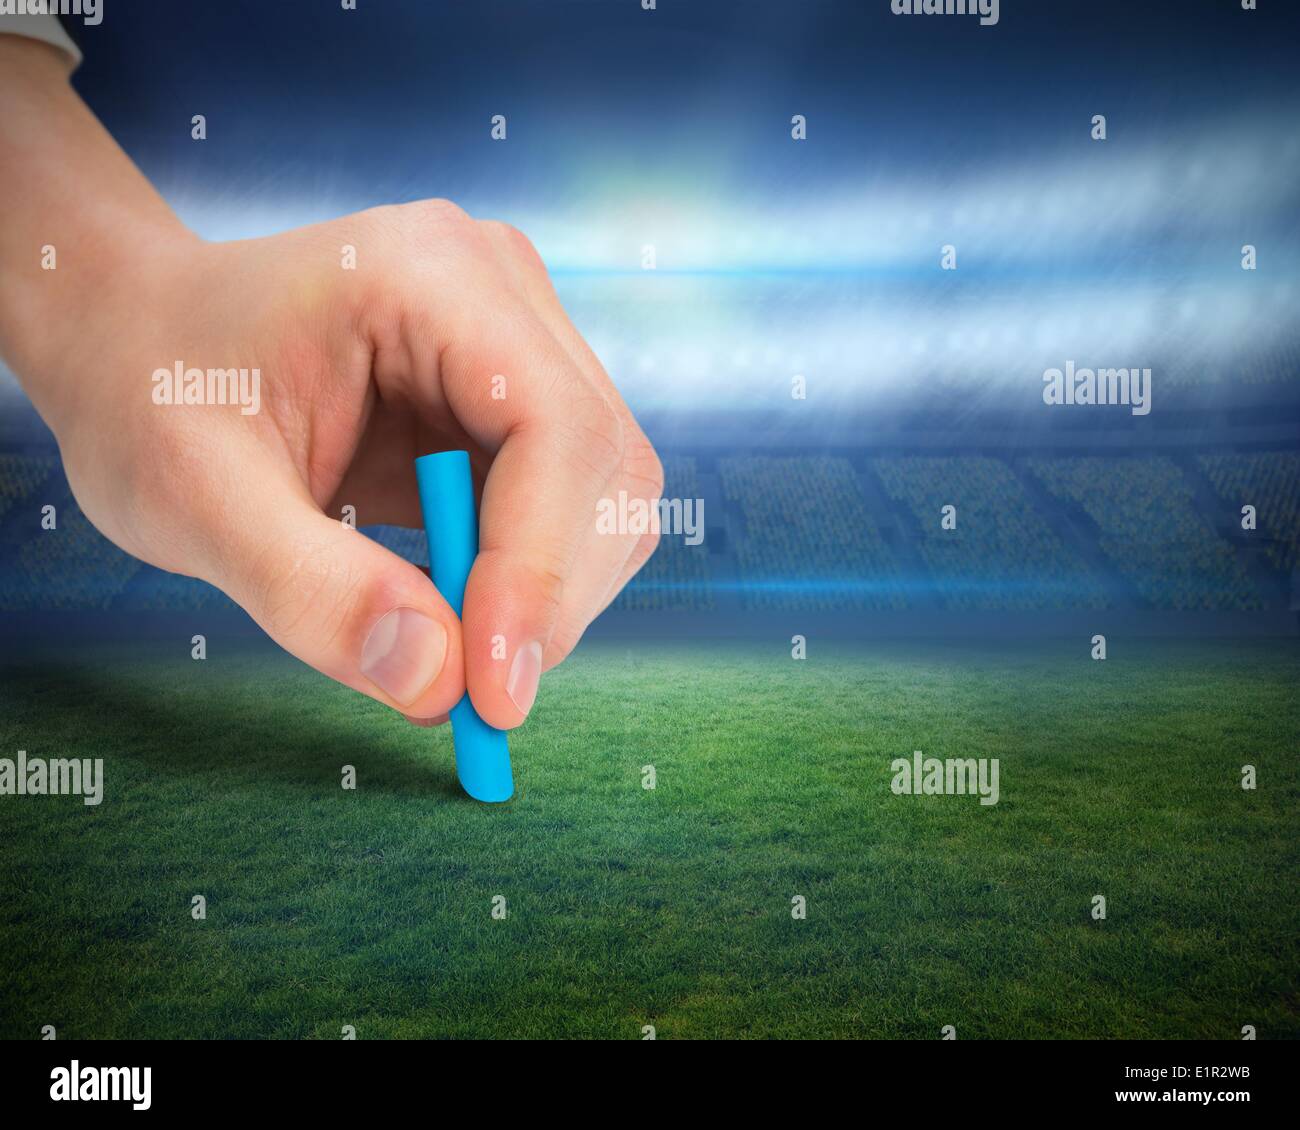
(2, 657, 468, 801)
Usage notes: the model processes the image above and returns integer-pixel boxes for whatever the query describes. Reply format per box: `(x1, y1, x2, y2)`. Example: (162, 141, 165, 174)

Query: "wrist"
(0, 34, 201, 431)
(16, 223, 205, 438)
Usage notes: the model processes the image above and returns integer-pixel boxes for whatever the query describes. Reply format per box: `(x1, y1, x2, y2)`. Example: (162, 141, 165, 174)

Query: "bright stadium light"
(107, 109, 1298, 417)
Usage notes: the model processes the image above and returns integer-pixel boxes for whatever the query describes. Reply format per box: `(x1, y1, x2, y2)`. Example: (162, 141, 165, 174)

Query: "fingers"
(477, 220, 665, 660)
(207, 469, 466, 719)
(404, 712, 450, 728)
(454, 353, 626, 730)
(366, 202, 663, 731)
(408, 265, 627, 728)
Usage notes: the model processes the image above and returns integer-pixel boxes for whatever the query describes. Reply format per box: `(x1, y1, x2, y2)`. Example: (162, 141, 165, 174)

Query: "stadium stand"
(1, 444, 1293, 621)
(720, 455, 902, 610)
(116, 565, 235, 612)
(0, 452, 54, 520)
(5, 508, 139, 611)
(612, 455, 713, 610)
(1198, 451, 1300, 572)
(361, 458, 716, 612)
(0, 458, 232, 612)
(1027, 456, 1262, 611)
(872, 456, 1109, 609)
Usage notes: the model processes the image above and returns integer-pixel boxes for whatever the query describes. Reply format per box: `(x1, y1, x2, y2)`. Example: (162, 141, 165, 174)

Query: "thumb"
(209, 487, 465, 718)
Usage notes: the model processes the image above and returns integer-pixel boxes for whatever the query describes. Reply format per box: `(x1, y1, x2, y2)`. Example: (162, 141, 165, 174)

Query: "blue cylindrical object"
(415, 450, 514, 803)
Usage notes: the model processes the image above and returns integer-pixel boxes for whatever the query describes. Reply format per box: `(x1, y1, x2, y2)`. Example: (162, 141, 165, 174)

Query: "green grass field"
(1, 636, 1297, 1039)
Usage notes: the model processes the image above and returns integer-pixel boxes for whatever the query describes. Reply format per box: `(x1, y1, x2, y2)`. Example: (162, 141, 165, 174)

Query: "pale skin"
(0, 36, 662, 728)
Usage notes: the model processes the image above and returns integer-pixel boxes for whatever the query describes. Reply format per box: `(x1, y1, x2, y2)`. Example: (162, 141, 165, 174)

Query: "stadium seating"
(1027, 456, 1262, 610)
(0, 462, 227, 612)
(612, 455, 713, 610)
(1198, 451, 1300, 572)
(363, 460, 715, 612)
(872, 456, 1109, 609)
(4, 507, 140, 611)
(1, 445, 1290, 617)
(0, 453, 55, 520)
(720, 455, 902, 610)
(116, 565, 235, 612)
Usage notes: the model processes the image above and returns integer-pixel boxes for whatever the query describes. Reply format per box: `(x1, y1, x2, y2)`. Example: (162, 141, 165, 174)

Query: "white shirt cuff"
(0, 12, 83, 69)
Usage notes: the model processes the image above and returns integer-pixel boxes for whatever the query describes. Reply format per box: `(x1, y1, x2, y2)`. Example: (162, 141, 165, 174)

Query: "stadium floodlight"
(415, 450, 514, 803)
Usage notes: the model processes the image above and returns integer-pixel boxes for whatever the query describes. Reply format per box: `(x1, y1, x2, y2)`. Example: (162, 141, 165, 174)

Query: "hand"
(53, 204, 662, 726)
(0, 38, 662, 729)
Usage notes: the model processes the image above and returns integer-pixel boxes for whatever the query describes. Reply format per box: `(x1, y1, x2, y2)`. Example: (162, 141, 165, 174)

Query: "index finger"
(431, 294, 627, 730)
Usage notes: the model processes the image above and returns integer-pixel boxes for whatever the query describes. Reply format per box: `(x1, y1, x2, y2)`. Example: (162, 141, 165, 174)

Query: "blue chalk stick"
(415, 450, 514, 803)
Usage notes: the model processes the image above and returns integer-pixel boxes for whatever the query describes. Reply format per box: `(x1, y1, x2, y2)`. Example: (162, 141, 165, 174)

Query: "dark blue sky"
(10, 0, 1287, 426)
(66, 0, 1300, 208)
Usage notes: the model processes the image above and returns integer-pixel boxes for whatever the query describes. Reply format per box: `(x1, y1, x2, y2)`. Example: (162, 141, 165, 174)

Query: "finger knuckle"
(408, 197, 473, 231)
(628, 528, 661, 576)
(372, 199, 479, 265)
(624, 435, 664, 498)
(481, 219, 543, 268)
(255, 541, 362, 651)
(527, 561, 568, 623)
(565, 395, 625, 482)
(545, 620, 584, 666)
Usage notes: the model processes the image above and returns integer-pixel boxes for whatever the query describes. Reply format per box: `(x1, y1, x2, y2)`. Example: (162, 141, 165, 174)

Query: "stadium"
(4, 362, 1298, 633)
(1, 0, 1297, 1043)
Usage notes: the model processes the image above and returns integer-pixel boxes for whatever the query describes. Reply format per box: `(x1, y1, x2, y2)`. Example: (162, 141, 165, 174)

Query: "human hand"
(32, 201, 662, 728)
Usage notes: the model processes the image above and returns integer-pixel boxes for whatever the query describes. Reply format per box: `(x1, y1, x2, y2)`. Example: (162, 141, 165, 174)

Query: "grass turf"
(0, 637, 1296, 1039)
